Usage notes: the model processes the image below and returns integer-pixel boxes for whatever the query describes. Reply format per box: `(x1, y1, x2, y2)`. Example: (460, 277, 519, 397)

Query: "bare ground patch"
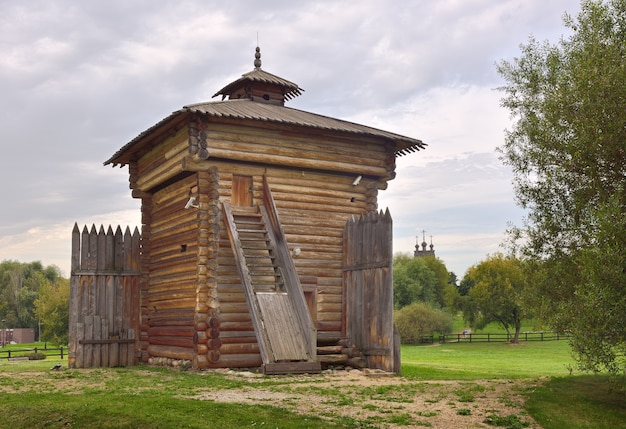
(0, 366, 541, 428)
(188, 368, 541, 428)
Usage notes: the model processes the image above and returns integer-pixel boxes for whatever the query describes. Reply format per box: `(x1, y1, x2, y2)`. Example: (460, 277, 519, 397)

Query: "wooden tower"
(98, 48, 425, 373)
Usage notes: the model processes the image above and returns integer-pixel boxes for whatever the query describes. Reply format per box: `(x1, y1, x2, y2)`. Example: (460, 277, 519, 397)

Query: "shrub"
(394, 302, 453, 344)
(26, 352, 47, 360)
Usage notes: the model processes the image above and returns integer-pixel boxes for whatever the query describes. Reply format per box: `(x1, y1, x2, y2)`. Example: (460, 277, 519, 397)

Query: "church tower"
(414, 230, 435, 258)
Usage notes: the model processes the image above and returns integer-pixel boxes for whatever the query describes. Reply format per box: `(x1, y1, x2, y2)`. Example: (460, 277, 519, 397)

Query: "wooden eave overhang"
(104, 99, 426, 167)
(213, 68, 303, 101)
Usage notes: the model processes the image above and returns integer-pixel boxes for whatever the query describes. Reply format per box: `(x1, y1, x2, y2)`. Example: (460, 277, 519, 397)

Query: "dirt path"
(190, 368, 542, 428)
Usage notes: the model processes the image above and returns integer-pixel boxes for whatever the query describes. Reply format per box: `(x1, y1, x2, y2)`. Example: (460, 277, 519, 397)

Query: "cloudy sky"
(0, 0, 581, 278)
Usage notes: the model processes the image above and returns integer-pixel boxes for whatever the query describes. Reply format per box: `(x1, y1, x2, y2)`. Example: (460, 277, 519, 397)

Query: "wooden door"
(232, 175, 253, 206)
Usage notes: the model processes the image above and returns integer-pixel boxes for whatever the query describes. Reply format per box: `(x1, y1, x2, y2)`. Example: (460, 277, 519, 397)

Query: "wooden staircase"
(222, 179, 320, 374)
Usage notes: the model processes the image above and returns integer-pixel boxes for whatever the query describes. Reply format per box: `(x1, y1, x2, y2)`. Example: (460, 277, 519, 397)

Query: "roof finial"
(254, 46, 262, 69)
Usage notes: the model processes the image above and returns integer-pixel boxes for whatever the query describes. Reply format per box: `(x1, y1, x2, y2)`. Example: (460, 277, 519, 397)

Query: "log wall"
(184, 118, 395, 187)
(207, 160, 378, 367)
(145, 174, 199, 362)
(130, 118, 395, 368)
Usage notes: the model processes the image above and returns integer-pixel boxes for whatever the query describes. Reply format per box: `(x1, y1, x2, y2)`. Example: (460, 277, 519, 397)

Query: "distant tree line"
(397, 0, 626, 383)
(393, 252, 530, 345)
(0, 260, 69, 345)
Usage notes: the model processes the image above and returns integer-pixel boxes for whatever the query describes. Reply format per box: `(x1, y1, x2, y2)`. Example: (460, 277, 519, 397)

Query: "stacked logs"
(316, 338, 367, 370)
(193, 167, 222, 368)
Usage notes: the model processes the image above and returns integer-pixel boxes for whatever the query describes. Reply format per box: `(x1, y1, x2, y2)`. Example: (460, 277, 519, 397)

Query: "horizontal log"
(219, 342, 260, 355)
(147, 281, 196, 296)
(147, 297, 197, 311)
(137, 130, 188, 174)
(318, 293, 342, 303)
(148, 317, 195, 327)
(149, 336, 195, 349)
(150, 217, 198, 239)
(148, 326, 196, 337)
(219, 302, 250, 314)
(214, 353, 262, 369)
(147, 273, 197, 288)
(219, 321, 254, 331)
(220, 335, 258, 344)
(137, 150, 187, 191)
(318, 302, 342, 313)
(149, 230, 198, 251)
(317, 345, 344, 355)
(183, 149, 388, 177)
(271, 191, 367, 212)
(147, 309, 196, 324)
(205, 125, 386, 162)
(219, 312, 252, 323)
(317, 320, 342, 332)
(317, 354, 349, 364)
(148, 289, 195, 302)
(147, 344, 194, 361)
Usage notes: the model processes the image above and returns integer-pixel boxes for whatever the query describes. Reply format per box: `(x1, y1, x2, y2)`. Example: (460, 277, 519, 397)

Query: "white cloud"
(0, 0, 577, 277)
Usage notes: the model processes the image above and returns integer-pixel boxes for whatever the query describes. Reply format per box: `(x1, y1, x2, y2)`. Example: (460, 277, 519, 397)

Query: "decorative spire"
(254, 46, 262, 69)
(414, 229, 436, 258)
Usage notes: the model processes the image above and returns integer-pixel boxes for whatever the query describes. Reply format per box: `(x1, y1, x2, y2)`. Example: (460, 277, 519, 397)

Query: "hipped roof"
(105, 99, 426, 166)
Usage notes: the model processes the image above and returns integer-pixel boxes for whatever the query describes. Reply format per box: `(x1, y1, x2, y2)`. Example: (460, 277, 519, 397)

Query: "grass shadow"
(525, 375, 626, 429)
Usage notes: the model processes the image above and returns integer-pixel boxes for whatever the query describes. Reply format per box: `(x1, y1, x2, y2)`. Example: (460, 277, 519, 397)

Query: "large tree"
(462, 254, 527, 343)
(392, 254, 449, 309)
(497, 0, 626, 373)
(34, 277, 70, 345)
(0, 260, 65, 337)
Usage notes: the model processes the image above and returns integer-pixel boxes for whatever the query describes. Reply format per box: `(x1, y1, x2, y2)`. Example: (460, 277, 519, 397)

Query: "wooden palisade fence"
(344, 209, 399, 373)
(69, 224, 141, 368)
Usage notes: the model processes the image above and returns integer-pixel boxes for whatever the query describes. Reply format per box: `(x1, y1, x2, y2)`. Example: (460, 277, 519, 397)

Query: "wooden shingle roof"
(104, 99, 425, 166)
(213, 68, 303, 101)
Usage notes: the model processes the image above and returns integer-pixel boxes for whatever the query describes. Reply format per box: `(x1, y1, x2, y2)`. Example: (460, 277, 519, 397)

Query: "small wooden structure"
(72, 48, 424, 373)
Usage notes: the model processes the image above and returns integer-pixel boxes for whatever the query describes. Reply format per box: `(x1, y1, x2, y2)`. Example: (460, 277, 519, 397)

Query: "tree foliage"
(497, 0, 626, 373)
(0, 260, 67, 340)
(394, 302, 454, 344)
(34, 278, 70, 345)
(392, 254, 450, 309)
(462, 254, 527, 343)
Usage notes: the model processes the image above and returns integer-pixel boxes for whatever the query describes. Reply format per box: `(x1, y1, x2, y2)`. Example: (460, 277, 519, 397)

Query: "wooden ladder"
(223, 188, 320, 374)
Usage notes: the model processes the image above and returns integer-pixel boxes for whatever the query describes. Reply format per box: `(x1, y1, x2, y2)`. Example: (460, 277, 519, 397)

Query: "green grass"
(0, 342, 66, 360)
(2, 341, 625, 428)
(524, 375, 626, 429)
(401, 340, 626, 428)
(0, 392, 338, 429)
(401, 340, 575, 379)
(0, 365, 350, 429)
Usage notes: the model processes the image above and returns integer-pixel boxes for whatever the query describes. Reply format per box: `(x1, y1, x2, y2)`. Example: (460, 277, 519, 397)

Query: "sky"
(0, 0, 581, 278)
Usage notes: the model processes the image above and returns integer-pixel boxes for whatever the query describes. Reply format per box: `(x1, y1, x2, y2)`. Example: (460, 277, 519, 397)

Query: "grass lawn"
(402, 341, 626, 428)
(401, 340, 575, 379)
(1, 341, 625, 428)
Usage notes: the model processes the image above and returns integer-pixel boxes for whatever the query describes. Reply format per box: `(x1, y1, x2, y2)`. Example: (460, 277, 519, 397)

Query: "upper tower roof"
(213, 47, 303, 105)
